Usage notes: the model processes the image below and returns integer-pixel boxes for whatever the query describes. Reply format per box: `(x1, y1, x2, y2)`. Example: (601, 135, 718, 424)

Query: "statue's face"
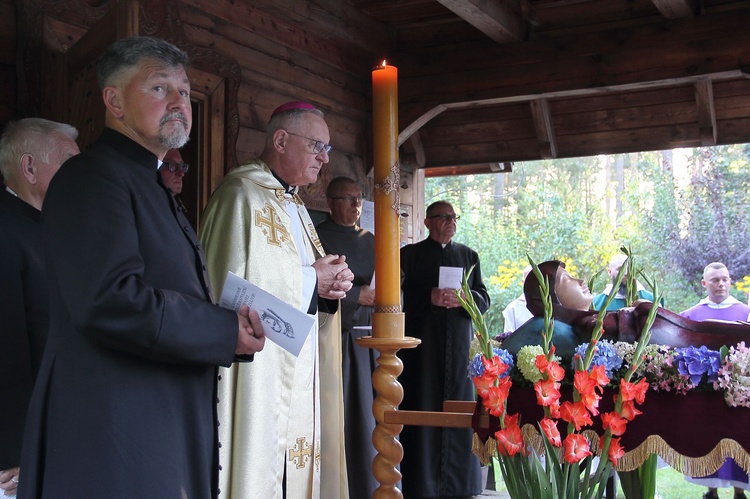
(555, 268, 593, 311)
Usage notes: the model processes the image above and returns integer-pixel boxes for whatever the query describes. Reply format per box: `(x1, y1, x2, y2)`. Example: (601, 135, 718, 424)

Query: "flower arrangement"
(714, 342, 750, 408)
(458, 257, 662, 499)
(460, 253, 750, 499)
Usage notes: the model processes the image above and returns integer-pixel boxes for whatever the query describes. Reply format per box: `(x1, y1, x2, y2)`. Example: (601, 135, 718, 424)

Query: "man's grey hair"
(267, 107, 325, 137)
(0, 118, 79, 180)
(96, 36, 189, 90)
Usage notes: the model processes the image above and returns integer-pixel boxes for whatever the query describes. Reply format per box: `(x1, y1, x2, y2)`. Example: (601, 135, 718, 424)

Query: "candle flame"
(381, 60, 387, 68)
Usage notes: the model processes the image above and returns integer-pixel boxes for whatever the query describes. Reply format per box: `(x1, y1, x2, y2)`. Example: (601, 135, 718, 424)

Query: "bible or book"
(219, 271, 315, 357)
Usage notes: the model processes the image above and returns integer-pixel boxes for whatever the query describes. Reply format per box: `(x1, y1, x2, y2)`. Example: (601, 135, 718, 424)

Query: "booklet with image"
(218, 271, 315, 357)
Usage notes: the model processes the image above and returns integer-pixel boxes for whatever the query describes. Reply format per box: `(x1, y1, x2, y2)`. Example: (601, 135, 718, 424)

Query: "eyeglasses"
(163, 161, 190, 173)
(329, 195, 363, 205)
(426, 214, 460, 221)
(284, 131, 332, 155)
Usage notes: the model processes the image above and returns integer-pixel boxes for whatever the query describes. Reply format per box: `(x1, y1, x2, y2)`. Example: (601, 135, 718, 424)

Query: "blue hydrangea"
(674, 345, 721, 385)
(493, 347, 515, 377)
(467, 348, 514, 379)
(468, 353, 485, 378)
(572, 340, 623, 378)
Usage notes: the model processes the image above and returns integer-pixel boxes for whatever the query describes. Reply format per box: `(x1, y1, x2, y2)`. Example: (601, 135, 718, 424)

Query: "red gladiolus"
(548, 400, 561, 419)
(535, 355, 550, 377)
(600, 435, 625, 466)
(560, 401, 593, 431)
(563, 433, 592, 463)
(534, 378, 561, 407)
(472, 373, 494, 396)
(483, 378, 511, 417)
(547, 360, 565, 382)
(579, 389, 602, 416)
(535, 354, 565, 382)
(620, 377, 648, 404)
(601, 411, 628, 436)
(589, 364, 610, 388)
(483, 355, 510, 378)
(540, 417, 562, 447)
(619, 399, 643, 421)
(574, 371, 602, 416)
(496, 416, 525, 457)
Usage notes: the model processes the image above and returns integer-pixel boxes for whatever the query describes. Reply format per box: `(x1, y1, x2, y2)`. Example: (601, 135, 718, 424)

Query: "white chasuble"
(199, 159, 347, 499)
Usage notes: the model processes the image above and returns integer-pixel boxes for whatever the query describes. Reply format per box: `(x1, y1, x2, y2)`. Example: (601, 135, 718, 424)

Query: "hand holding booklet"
(218, 271, 315, 357)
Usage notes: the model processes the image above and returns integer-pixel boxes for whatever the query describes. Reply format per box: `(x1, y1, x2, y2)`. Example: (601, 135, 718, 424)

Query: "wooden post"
(357, 336, 420, 498)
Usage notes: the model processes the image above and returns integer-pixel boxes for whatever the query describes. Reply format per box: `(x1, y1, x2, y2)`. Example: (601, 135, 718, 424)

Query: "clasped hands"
(313, 254, 354, 300)
(431, 287, 464, 309)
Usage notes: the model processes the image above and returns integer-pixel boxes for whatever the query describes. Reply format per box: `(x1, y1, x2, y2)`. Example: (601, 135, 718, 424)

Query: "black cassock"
(316, 217, 379, 499)
(18, 129, 239, 499)
(0, 188, 49, 471)
(400, 237, 490, 498)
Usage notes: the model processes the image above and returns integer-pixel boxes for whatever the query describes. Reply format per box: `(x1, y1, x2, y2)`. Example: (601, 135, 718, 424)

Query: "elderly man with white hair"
(0, 118, 79, 499)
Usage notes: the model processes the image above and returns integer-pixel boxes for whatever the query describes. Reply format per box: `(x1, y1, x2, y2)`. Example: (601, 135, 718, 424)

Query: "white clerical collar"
(157, 159, 163, 171)
(698, 295, 741, 308)
(5, 185, 18, 197)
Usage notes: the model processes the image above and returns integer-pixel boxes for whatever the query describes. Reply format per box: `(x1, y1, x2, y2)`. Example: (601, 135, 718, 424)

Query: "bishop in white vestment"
(200, 102, 351, 499)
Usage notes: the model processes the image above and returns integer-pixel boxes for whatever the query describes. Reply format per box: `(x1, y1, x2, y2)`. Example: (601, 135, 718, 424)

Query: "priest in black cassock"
(316, 176, 378, 499)
(400, 200, 490, 498)
(0, 118, 79, 498)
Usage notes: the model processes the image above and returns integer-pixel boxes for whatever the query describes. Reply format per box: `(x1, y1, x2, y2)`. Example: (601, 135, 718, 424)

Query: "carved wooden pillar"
(357, 336, 420, 499)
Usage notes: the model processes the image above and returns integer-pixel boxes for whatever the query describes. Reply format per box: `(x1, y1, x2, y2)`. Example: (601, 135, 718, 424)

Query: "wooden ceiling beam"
(435, 0, 526, 43)
(402, 131, 427, 168)
(398, 70, 742, 146)
(397, 10, 750, 143)
(529, 98, 557, 159)
(694, 80, 717, 146)
(651, 0, 696, 19)
(423, 162, 512, 177)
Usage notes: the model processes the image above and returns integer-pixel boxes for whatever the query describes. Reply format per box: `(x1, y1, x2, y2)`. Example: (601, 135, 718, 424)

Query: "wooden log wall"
(175, 0, 384, 179)
(0, 0, 16, 126)
(2, 0, 402, 200)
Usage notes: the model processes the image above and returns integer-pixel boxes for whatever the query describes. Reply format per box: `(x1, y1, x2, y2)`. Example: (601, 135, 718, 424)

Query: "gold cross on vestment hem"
(289, 437, 312, 469)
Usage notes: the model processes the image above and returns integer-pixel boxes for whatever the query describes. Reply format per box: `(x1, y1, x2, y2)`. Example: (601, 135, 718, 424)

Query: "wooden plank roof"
(347, 0, 750, 174)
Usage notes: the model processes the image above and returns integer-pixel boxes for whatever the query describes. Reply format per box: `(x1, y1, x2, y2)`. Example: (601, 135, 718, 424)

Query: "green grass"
(491, 460, 742, 498)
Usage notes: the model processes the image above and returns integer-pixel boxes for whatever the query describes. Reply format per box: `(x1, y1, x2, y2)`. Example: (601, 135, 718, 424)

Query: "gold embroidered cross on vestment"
(255, 204, 290, 247)
(289, 437, 312, 469)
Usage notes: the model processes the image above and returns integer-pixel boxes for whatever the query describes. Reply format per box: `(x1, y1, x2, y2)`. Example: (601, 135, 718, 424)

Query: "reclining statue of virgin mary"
(500, 260, 750, 357)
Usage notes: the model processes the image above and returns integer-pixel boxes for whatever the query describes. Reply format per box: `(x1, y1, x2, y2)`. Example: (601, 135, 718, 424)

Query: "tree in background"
(672, 145, 750, 294)
(425, 145, 750, 334)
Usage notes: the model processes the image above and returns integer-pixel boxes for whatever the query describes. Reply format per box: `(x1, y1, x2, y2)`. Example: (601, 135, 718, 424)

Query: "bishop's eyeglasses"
(163, 161, 190, 174)
(284, 130, 332, 155)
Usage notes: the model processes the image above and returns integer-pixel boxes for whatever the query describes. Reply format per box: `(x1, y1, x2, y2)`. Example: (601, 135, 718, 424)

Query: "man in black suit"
(0, 118, 80, 498)
(18, 36, 265, 499)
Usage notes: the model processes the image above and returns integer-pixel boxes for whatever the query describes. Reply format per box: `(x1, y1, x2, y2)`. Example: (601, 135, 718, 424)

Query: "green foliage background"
(425, 145, 750, 334)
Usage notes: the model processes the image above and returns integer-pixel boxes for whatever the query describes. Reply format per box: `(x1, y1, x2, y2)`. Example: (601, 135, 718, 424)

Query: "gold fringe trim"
(474, 426, 750, 475)
(615, 434, 750, 474)
(472, 433, 498, 465)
